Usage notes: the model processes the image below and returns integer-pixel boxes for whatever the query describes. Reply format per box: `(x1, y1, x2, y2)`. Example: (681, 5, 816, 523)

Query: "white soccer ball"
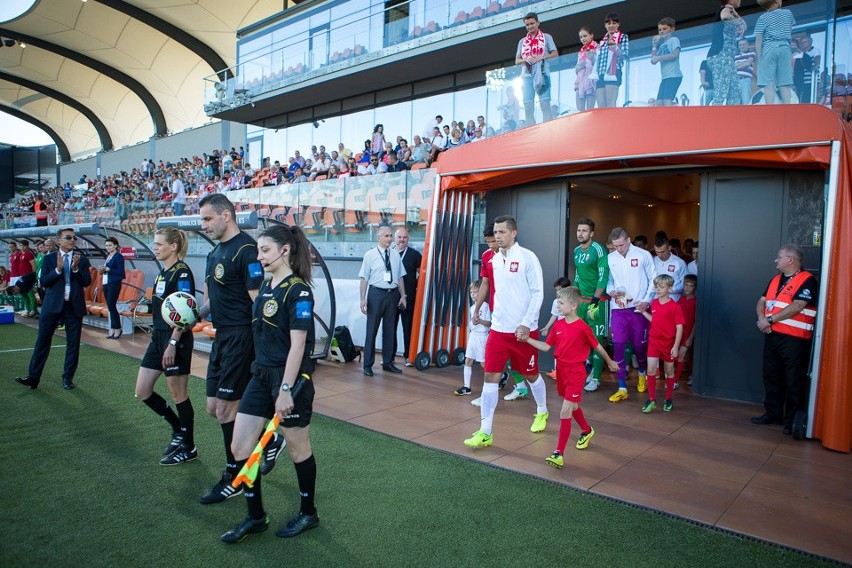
(161, 291, 199, 329)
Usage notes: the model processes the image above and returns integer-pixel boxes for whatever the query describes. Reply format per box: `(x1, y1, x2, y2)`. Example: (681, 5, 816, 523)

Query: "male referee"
(197, 194, 265, 503)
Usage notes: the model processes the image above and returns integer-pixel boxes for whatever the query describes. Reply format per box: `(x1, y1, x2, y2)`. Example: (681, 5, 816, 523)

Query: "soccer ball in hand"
(161, 291, 199, 329)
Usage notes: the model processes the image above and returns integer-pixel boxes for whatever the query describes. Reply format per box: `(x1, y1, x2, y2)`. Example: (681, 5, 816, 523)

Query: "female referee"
(220, 224, 319, 544)
(135, 227, 198, 466)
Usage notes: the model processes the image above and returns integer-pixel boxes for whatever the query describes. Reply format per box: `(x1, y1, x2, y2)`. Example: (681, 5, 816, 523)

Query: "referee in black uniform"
(359, 226, 407, 376)
(197, 194, 264, 504)
(134, 227, 197, 465)
(220, 224, 320, 543)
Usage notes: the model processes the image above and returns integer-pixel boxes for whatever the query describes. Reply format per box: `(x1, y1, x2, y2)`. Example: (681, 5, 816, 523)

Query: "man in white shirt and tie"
(359, 226, 407, 376)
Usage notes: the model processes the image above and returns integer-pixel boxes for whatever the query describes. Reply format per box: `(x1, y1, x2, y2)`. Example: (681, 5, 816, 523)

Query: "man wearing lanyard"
(15, 228, 91, 390)
(359, 226, 407, 376)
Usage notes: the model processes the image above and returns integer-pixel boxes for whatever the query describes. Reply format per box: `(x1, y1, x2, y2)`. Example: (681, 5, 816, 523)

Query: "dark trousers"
(394, 304, 414, 359)
(104, 281, 122, 330)
(364, 286, 399, 368)
(762, 332, 812, 425)
(29, 302, 83, 384)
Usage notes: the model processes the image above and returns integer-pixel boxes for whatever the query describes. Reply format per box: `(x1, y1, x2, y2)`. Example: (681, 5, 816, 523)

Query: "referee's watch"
(168, 338, 178, 347)
(280, 382, 291, 393)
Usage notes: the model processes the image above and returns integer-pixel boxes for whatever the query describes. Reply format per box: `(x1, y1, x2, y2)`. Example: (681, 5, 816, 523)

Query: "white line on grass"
(0, 345, 66, 354)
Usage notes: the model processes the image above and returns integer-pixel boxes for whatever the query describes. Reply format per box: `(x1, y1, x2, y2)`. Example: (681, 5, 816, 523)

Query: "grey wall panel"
(59, 156, 97, 186)
(697, 172, 784, 403)
(101, 142, 148, 177)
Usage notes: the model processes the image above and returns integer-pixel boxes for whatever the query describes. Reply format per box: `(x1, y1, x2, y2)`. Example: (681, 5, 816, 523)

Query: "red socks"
(572, 408, 590, 433)
(665, 376, 675, 400)
(557, 418, 572, 454)
(674, 361, 685, 381)
(647, 373, 658, 401)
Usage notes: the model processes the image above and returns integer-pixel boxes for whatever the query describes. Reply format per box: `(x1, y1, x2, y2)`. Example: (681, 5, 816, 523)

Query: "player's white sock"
(463, 365, 472, 389)
(480, 382, 499, 435)
(528, 376, 548, 414)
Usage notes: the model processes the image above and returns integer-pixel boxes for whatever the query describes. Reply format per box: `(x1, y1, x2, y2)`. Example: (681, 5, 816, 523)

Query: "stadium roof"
(0, 0, 284, 162)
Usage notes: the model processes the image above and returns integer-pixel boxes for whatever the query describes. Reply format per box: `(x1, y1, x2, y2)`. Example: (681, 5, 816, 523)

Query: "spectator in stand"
(330, 151, 345, 169)
(327, 165, 340, 179)
(385, 152, 409, 173)
(650, 18, 683, 107)
(499, 86, 520, 125)
(338, 142, 352, 161)
(362, 139, 373, 158)
(427, 127, 444, 149)
(365, 155, 388, 175)
(294, 151, 306, 168)
(470, 128, 486, 142)
(477, 115, 487, 133)
(357, 152, 371, 175)
(464, 120, 477, 142)
(706, 0, 747, 106)
(371, 124, 386, 159)
(411, 136, 430, 163)
(735, 39, 757, 104)
(291, 167, 308, 183)
(423, 115, 443, 140)
(397, 139, 412, 163)
(286, 158, 299, 180)
(310, 145, 319, 161)
(310, 152, 331, 180)
(303, 159, 314, 173)
(393, 136, 404, 154)
(575, 25, 598, 112)
(515, 12, 558, 125)
(595, 12, 629, 108)
(754, 0, 795, 105)
(172, 174, 187, 215)
(339, 163, 353, 178)
(793, 34, 820, 104)
(381, 142, 395, 164)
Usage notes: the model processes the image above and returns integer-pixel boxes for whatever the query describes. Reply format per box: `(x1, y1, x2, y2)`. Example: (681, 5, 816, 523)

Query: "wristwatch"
(280, 382, 291, 393)
(767, 315, 774, 324)
(169, 338, 178, 346)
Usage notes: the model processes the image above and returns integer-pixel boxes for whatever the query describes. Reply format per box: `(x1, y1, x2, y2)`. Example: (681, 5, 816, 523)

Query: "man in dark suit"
(394, 228, 422, 367)
(15, 227, 92, 390)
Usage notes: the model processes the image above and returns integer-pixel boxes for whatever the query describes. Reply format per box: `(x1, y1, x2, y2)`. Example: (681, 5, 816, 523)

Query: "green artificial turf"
(0, 324, 833, 567)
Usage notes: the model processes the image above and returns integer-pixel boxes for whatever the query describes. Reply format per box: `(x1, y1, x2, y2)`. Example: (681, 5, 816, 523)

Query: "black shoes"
(751, 413, 783, 426)
(783, 424, 793, 435)
(199, 473, 244, 504)
(382, 364, 403, 374)
(220, 515, 270, 544)
(63, 380, 75, 390)
(260, 433, 287, 476)
(363, 367, 374, 376)
(276, 511, 319, 538)
(15, 376, 39, 389)
(163, 433, 183, 456)
(159, 444, 198, 465)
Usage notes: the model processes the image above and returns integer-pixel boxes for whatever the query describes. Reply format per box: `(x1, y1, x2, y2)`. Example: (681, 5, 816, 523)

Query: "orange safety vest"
(34, 200, 48, 220)
(764, 271, 816, 340)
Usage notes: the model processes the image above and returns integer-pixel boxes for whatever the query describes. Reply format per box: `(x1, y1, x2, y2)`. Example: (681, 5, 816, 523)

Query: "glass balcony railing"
(485, 0, 848, 132)
(1, 169, 437, 255)
(203, 0, 581, 113)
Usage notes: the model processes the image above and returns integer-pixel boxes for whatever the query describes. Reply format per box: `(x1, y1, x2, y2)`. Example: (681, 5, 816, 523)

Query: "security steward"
(359, 226, 407, 376)
(753, 244, 818, 435)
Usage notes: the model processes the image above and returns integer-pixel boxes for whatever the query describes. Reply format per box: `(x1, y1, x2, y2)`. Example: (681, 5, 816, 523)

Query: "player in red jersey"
(638, 275, 684, 412)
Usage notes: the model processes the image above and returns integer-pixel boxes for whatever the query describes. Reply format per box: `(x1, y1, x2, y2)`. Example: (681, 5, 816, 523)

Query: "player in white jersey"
(606, 227, 656, 403)
(464, 216, 549, 448)
(652, 237, 687, 301)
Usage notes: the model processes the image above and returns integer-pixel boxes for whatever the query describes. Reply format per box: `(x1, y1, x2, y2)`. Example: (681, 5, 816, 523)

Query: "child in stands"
(650, 17, 682, 106)
(523, 287, 619, 469)
(754, 0, 795, 104)
(638, 274, 684, 413)
(455, 281, 491, 397)
(675, 274, 697, 388)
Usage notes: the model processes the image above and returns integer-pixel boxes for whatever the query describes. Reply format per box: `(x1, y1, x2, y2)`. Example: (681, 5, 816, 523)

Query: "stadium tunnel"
(412, 105, 852, 453)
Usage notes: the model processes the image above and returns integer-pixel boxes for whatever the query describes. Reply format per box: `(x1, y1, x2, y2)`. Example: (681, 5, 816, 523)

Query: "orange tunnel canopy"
(425, 105, 852, 453)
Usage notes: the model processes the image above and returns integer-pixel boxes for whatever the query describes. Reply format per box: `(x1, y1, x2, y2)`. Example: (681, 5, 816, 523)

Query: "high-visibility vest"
(34, 200, 48, 220)
(764, 271, 817, 340)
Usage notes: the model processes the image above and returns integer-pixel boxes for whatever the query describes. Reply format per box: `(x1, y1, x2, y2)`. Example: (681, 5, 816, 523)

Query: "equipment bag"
(332, 325, 361, 362)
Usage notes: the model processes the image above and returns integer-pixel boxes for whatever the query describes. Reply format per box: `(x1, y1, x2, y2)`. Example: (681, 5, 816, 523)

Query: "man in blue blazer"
(15, 227, 92, 390)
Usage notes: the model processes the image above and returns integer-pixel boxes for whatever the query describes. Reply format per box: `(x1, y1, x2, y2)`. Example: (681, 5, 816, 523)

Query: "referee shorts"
(206, 326, 254, 401)
(140, 329, 193, 377)
(239, 363, 314, 429)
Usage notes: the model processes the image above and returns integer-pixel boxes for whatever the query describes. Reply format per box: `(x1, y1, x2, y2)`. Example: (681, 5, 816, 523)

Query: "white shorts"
(465, 331, 488, 363)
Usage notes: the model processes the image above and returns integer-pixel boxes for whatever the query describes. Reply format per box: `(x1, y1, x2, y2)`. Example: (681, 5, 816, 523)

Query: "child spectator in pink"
(574, 26, 598, 111)
(639, 274, 685, 412)
(524, 286, 619, 469)
(675, 274, 697, 388)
